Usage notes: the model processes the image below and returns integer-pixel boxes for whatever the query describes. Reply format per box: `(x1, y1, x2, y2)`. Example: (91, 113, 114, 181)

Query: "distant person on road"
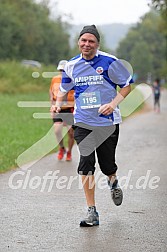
(49, 60, 74, 161)
(51, 25, 133, 226)
(152, 78, 161, 113)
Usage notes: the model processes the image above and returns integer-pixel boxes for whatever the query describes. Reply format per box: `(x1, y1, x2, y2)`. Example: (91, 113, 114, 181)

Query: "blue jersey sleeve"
(108, 59, 133, 87)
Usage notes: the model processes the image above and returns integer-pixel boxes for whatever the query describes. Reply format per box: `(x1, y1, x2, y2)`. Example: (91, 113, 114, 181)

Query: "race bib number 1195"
(79, 91, 101, 109)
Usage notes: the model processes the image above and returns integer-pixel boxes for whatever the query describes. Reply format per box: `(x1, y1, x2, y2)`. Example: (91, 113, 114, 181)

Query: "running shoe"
(66, 151, 72, 161)
(108, 178, 123, 206)
(80, 206, 99, 227)
(57, 147, 66, 160)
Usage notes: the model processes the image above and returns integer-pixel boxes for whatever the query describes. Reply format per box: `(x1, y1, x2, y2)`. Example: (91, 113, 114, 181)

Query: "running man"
(51, 25, 133, 226)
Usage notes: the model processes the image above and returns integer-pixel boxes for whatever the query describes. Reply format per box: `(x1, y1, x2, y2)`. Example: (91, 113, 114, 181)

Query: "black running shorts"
(73, 124, 119, 176)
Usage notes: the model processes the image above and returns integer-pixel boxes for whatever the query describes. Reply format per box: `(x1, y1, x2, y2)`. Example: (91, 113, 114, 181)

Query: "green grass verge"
(0, 92, 58, 173)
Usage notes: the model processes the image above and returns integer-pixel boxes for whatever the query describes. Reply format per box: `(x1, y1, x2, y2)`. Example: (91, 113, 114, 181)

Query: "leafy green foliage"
(0, 0, 71, 64)
(117, 11, 166, 81)
(151, 0, 167, 37)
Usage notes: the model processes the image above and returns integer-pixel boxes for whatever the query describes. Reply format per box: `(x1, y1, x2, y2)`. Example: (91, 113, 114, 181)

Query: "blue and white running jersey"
(60, 50, 133, 126)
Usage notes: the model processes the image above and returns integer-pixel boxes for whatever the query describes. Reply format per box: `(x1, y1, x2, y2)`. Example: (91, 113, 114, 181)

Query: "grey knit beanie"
(79, 25, 100, 42)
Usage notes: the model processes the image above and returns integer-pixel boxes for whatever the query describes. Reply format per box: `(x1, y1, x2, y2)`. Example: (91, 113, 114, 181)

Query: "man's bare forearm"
(98, 85, 131, 115)
(110, 85, 131, 109)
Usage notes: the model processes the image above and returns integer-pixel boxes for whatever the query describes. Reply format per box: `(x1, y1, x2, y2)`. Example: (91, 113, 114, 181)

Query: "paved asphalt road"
(0, 88, 167, 252)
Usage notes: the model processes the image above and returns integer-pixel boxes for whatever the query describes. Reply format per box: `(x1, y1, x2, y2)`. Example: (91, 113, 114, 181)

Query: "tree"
(131, 41, 153, 81)
(0, 0, 71, 64)
(116, 11, 166, 81)
(148, 0, 167, 35)
(116, 29, 140, 62)
(149, 0, 167, 11)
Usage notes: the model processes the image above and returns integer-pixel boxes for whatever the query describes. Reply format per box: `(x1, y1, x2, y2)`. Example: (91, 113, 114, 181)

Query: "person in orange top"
(49, 60, 74, 161)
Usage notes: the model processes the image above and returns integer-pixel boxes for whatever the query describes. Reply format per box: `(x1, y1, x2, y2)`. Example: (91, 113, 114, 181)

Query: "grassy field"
(0, 60, 145, 173)
(0, 92, 55, 173)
